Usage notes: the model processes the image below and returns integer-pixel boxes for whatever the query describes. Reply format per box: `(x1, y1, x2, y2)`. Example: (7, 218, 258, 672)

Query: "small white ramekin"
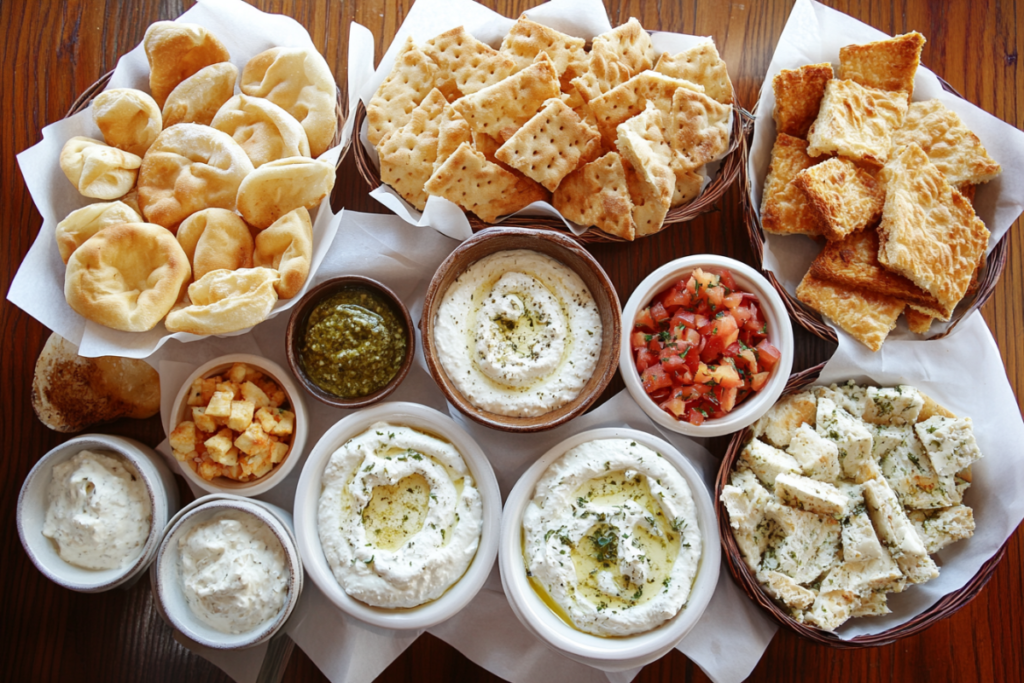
(293, 401, 501, 630)
(620, 254, 794, 438)
(499, 427, 721, 671)
(151, 495, 303, 649)
(166, 353, 308, 497)
(17, 434, 180, 593)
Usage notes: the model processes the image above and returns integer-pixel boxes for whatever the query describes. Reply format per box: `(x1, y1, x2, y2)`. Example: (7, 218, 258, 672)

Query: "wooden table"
(2, 0, 1021, 681)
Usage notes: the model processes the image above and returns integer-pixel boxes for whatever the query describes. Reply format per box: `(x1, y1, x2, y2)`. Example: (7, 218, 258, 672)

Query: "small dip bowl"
(293, 401, 501, 630)
(286, 276, 415, 409)
(620, 255, 794, 438)
(17, 434, 180, 593)
(421, 227, 621, 433)
(151, 495, 303, 649)
(499, 427, 720, 671)
(167, 354, 308, 497)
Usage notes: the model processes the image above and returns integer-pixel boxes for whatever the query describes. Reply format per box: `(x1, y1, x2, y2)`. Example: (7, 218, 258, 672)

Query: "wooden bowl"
(420, 228, 621, 432)
(285, 276, 415, 409)
(715, 364, 1009, 647)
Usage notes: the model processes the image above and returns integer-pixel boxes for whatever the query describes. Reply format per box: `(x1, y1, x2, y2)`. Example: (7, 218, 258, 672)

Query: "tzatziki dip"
(42, 449, 152, 570)
(178, 509, 289, 634)
(433, 249, 602, 417)
(318, 422, 483, 608)
(522, 439, 702, 637)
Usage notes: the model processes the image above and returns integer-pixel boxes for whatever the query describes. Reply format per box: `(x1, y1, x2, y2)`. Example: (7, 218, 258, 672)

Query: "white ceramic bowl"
(167, 353, 308, 497)
(17, 434, 180, 593)
(620, 255, 794, 437)
(499, 427, 721, 671)
(152, 495, 303, 649)
(293, 402, 501, 630)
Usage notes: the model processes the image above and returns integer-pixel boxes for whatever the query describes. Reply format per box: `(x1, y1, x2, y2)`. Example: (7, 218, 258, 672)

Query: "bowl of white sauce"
(17, 434, 180, 593)
(499, 428, 720, 671)
(152, 495, 302, 649)
(293, 402, 501, 630)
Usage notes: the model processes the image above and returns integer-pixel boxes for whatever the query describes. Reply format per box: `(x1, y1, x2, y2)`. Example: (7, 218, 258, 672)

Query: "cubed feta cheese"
(753, 391, 817, 447)
(862, 385, 924, 425)
(815, 381, 868, 418)
(227, 400, 256, 432)
(907, 506, 975, 554)
(775, 473, 849, 516)
(881, 434, 960, 509)
(817, 397, 879, 483)
(869, 423, 910, 459)
(759, 570, 816, 610)
(841, 501, 886, 562)
(763, 501, 840, 584)
(862, 478, 938, 584)
(915, 416, 983, 477)
(740, 439, 801, 487)
(722, 469, 774, 571)
(205, 390, 234, 418)
(786, 424, 841, 483)
(851, 592, 890, 617)
(820, 551, 904, 597)
(804, 589, 857, 631)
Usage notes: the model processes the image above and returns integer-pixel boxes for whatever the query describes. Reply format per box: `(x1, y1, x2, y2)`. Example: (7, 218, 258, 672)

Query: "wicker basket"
(66, 71, 348, 167)
(353, 99, 753, 243)
(741, 78, 1009, 343)
(715, 365, 1009, 647)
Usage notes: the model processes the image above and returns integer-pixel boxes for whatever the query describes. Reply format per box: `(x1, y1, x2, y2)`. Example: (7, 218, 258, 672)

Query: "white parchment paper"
(341, 0, 729, 241)
(747, 0, 1024, 341)
(9, 0, 345, 360)
(152, 210, 776, 683)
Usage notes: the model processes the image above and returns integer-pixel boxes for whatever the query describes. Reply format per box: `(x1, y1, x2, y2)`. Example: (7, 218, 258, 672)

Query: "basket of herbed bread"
(354, 13, 750, 242)
(744, 28, 1015, 352)
(49, 11, 344, 343)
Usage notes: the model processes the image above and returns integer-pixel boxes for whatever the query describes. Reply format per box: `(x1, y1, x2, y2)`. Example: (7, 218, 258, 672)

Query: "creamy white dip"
(522, 439, 701, 637)
(178, 509, 289, 634)
(433, 250, 602, 417)
(42, 449, 152, 570)
(318, 422, 483, 608)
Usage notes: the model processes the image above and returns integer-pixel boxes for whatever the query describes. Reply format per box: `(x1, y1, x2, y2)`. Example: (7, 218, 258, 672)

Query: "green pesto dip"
(300, 287, 407, 398)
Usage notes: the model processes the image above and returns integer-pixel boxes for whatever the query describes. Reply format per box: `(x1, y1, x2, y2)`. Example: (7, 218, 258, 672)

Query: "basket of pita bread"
(743, 0, 1024, 351)
(351, 2, 750, 242)
(10, 0, 347, 360)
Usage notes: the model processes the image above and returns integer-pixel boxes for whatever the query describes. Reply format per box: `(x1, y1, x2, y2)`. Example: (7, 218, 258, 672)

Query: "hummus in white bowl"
(433, 249, 602, 418)
(318, 422, 484, 609)
(523, 439, 701, 637)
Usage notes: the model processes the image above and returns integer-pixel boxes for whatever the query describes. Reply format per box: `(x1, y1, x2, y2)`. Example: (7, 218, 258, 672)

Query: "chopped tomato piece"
(687, 407, 706, 426)
(723, 342, 741, 357)
(715, 386, 738, 412)
(671, 309, 698, 331)
(661, 397, 687, 417)
(662, 286, 688, 309)
(635, 348, 654, 373)
(650, 301, 669, 324)
(648, 337, 662, 353)
(641, 363, 672, 394)
(738, 348, 759, 374)
(631, 331, 648, 349)
(707, 285, 725, 309)
(750, 372, 770, 391)
(635, 307, 656, 331)
(723, 292, 744, 309)
(756, 340, 781, 370)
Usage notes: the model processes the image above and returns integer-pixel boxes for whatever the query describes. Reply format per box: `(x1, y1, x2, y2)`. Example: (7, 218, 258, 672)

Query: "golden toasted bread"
(891, 100, 1002, 186)
(793, 157, 884, 241)
(772, 63, 833, 138)
(839, 32, 925, 97)
(796, 272, 905, 352)
(807, 79, 909, 164)
(904, 307, 934, 335)
(760, 133, 825, 236)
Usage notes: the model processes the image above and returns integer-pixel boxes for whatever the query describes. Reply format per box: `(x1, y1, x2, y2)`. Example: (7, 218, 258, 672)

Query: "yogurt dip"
(522, 439, 702, 637)
(42, 449, 152, 570)
(433, 249, 602, 417)
(318, 422, 483, 608)
(178, 509, 289, 634)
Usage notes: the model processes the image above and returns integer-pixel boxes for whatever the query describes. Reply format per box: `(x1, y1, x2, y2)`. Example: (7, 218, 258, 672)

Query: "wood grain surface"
(1, 1, 1021, 682)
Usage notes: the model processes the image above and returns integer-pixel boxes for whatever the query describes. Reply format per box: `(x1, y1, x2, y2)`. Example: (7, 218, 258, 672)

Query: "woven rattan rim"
(65, 70, 348, 169)
(741, 77, 1010, 344)
(715, 365, 1009, 648)
(353, 99, 754, 243)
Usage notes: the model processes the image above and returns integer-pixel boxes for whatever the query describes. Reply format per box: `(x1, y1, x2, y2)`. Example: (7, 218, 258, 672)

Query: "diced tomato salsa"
(631, 267, 779, 426)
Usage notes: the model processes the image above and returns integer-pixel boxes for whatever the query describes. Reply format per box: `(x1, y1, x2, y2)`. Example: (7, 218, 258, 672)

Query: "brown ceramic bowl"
(420, 228, 621, 433)
(286, 276, 415, 409)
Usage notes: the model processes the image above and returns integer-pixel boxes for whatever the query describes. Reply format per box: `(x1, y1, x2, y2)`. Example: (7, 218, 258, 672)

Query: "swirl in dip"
(522, 439, 702, 637)
(178, 509, 289, 634)
(42, 449, 152, 570)
(318, 422, 483, 608)
(433, 250, 602, 417)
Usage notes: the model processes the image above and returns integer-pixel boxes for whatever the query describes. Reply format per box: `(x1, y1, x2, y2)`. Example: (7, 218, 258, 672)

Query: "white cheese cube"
(804, 589, 857, 632)
(215, 381, 242, 399)
(820, 552, 904, 597)
(915, 416, 982, 477)
(842, 502, 886, 562)
(192, 407, 218, 433)
(881, 434, 960, 509)
(210, 445, 238, 467)
(205, 390, 234, 418)
(775, 473, 849, 516)
(868, 423, 911, 459)
(817, 397, 879, 483)
(786, 424, 841, 483)
(815, 381, 868, 418)
(908, 506, 975, 554)
(753, 391, 817, 447)
(204, 428, 235, 460)
(721, 469, 774, 571)
(234, 421, 270, 456)
(227, 400, 256, 432)
(851, 592, 890, 617)
(740, 439, 801, 487)
(763, 501, 840, 584)
(759, 570, 816, 610)
(241, 381, 271, 409)
(862, 478, 938, 584)
(862, 385, 924, 425)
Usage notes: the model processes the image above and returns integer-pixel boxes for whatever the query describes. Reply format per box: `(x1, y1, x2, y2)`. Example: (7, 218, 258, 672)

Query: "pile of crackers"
(367, 16, 735, 240)
(759, 32, 1001, 351)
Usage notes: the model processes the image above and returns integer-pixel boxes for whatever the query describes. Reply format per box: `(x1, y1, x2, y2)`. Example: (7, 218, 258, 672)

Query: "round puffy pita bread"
(64, 222, 192, 332)
(165, 267, 280, 335)
(144, 21, 230, 107)
(59, 137, 142, 200)
(236, 156, 335, 229)
(138, 124, 254, 232)
(55, 201, 142, 264)
(211, 94, 310, 167)
(253, 207, 312, 299)
(176, 208, 255, 281)
(32, 332, 160, 433)
(92, 88, 163, 157)
(162, 62, 239, 128)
